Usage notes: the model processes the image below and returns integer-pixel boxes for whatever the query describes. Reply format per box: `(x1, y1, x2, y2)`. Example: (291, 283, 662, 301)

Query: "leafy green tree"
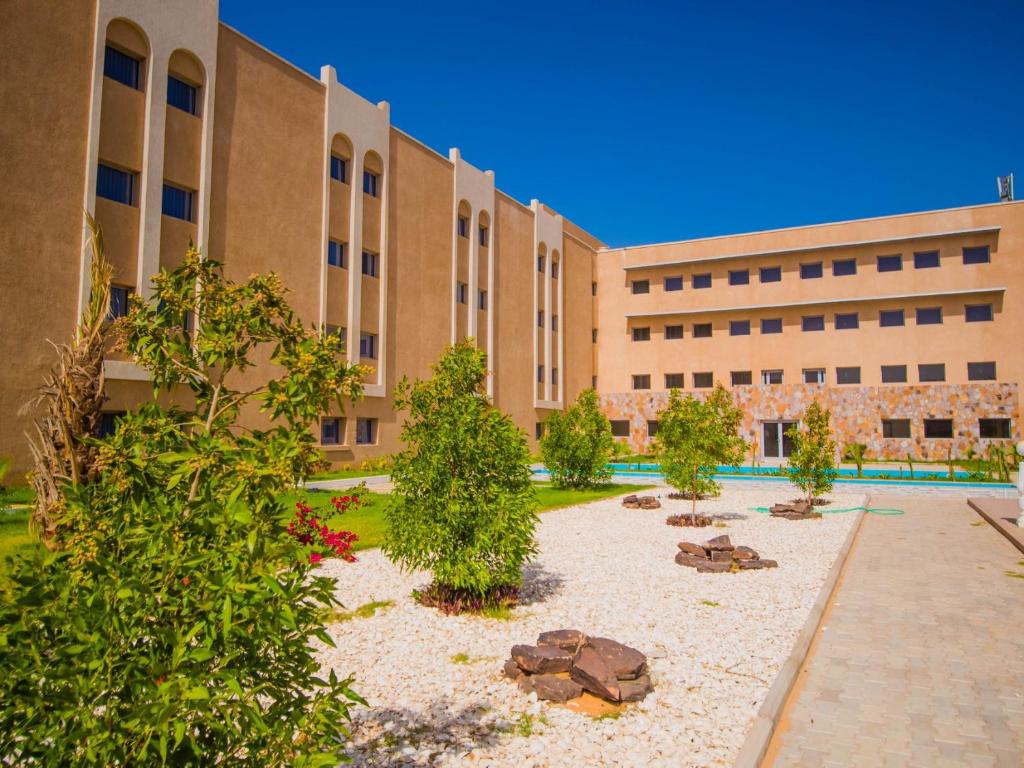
(0, 247, 367, 766)
(540, 388, 614, 488)
(786, 401, 838, 505)
(383, 341, 538, 609)
(842, 442, 867, 477)
(655, 384, 746, 522)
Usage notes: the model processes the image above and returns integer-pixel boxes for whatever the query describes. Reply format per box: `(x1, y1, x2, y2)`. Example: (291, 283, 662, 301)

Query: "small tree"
(786, 402, 838, 505)
(383, 341, 538, 611)
(540, 388, 614, 488)
(842, 442, 867, 477)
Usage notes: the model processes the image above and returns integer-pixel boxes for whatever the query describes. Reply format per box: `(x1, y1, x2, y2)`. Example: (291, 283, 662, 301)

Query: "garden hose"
(748, 505, 905, 516)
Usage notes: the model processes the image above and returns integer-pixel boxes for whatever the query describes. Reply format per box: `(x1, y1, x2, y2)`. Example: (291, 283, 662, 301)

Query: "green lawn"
(279, 487, 390, 552)
(308, 467, 389, 481)
(533, 482, 655, 512)
(0, 509, 37, 581)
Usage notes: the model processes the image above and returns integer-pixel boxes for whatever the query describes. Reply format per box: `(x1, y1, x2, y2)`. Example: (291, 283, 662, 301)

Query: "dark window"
(591, 281, 597, 296)
(918, 363, 946, 382)
(610, 420, 630, 437)
(967, 361, 996, 381)
(632, 327, 650, 342)
(665, 324, 683, 340)
(320, 417, 343, 445)
(664, 276, 684, 291)
(537, 365, 544, 383)
(592, 375, 597, 388)
(836, 366, 861, 384)
(167, 75, 198, 114)
(537, 310, 544, 328)
(538, 255, 545, 273)
(330, 155, 348, 183)
(729, 269, 749, 286)
(881, 364, 908, 383)
(692, 273, 712, 289)
(361, 250, 379, 277)
(761, 318, 783, 334)
(916, 307, 942, 325)
(803, 368, 826, 384)
(551, 261, 559, 279)
(693, 372, 713, 388)
(551, 314, 558, 331)
(877, 254, 902, 272)
(802, 315, 825, 332)
(104, 45, 141, 89)
(693, 323, 712, 338)
(965, 304, 993, 322)
(914, 250, 939, 269)
(359, 333, 377, 359)
(478, 290, 488, 311)
(327, 240, 346, 268)
(924, 419, 954, 439)
(631, 280, 650, 295)
(729, 320, 750, 336)
(963, 246, 990, 264)
(98, 411, 126, 438)
(979, 418, 1011, 439)
(632, 374, 651, 390)
(592, 328, 597, 343)
(457, 216, 468, 238)
(96, 164, 135, 205)
(664, 373, 684, 389)
(761, 369, 783, 385)
(835, 312, 859, 330)
(879, 309, 905, 327)
(109, 285, 132, 319)
(882, 419, 911, 438)
(551, 368, 558, 385)
(800, 262, 823, 279)
(355, 418, 377, 445)
(832, 258, 857, 276)
(731, 370, 752, 386)
(456, 282, 467, 304)
(362, 170, 380, 197)
(162, 184, 194, 221)
(479, 226, 489, 247)
(760, 266, 782, 283)
(535, 422, 544, 440)
(647, 420, 659, 437)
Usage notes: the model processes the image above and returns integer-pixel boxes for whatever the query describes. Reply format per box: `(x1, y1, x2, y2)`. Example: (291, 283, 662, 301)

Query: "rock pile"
(769, 499, 822, 520)
(675, 534, 778, 573)
(665, 513, 712, 527)
(622, 495, 661, 510)
(502, 630, 653, 704)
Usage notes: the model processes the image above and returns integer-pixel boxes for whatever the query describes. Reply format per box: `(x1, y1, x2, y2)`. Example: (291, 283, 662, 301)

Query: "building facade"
(0, 0, 1020, 476)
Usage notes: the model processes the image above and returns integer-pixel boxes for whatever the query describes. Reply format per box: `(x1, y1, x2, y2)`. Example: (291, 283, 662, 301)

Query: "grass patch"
(1005, 571, 1024, 580)
(701, 600, 720, 607)
(479, 604, 516, 621)
(499, 712, 549, 737)
(594, 711, 622, 721)
(0, 509, 39, 585)
(308, 467, 388, 481)
(713, 521, 728, 528)
(451, 652, 472, 664)
(534, 482, 655, 513)
(327, 599, 394, 623)
(970, 521, 985, 527)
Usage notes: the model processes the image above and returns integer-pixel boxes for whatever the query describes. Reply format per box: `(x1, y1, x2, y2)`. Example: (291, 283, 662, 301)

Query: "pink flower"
(309, 552, 322, 565)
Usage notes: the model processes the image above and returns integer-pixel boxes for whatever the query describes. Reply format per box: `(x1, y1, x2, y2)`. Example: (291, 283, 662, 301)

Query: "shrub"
(0, 246, 368, 766)
(786, 402, 838, 505)
(842, 442, 867, 477)
(540, 388, 614, 488)
(382, 341, 537, 609)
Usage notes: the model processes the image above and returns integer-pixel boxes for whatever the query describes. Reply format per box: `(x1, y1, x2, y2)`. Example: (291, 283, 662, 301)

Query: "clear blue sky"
(220, 0, 1023, 247)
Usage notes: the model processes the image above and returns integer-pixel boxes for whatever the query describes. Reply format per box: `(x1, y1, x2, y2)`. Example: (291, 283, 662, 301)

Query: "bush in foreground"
(540, 388, 614, 489)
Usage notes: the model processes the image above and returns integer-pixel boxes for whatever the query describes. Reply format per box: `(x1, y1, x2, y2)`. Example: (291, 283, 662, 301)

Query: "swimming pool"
(605, 462, 972, 480)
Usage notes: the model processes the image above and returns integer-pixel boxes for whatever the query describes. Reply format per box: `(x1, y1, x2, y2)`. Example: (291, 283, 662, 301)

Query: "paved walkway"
(766, 495, 1024, 767)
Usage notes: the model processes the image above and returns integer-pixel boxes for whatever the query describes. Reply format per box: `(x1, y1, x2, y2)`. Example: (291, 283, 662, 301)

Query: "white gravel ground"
(316, 487, 864, 767)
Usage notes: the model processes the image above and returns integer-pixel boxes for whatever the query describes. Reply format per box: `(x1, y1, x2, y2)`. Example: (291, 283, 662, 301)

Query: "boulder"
(737, 558, 778, 570)
(524, 674, 583, 702)
(710, 549, 733, 562)
(618, 674, 654, 702)
(588, 637, 647, 680)
(511, 644, 573, 674)
(677, 542, 708, 557)
(537, 629, 586, 651)
(704, 534, 734, 552)
(675, 551, 708, 568)
(732, 546, 759, 560)
(695, 560, 733, 573)
(570, 646, 621, 702)
(502, 658, 523, 680)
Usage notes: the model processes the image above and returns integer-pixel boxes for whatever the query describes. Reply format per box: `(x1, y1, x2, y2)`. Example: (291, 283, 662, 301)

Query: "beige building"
(0, 1, 1020, 476)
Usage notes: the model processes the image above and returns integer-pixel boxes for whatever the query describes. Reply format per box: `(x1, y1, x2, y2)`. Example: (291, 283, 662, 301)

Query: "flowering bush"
(287, 496, 360, 563)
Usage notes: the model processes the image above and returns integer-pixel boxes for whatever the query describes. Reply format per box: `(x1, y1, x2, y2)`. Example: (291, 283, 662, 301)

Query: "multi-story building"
(0, 1, 1020, 476)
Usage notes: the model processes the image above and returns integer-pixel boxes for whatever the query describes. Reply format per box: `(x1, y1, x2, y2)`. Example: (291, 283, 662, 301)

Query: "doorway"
(762, 420, 798, 459)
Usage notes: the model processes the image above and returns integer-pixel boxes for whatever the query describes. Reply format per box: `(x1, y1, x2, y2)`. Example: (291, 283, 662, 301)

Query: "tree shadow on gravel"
(346, 698, 509, 766)
(517, 561, 565, 606)
(710, 512, 748, 521)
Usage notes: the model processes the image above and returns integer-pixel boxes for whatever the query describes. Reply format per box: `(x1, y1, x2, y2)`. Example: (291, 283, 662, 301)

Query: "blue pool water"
(604, 462, 972, 480)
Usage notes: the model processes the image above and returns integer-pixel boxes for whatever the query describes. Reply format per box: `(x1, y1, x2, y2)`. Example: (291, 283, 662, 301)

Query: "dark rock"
(677, 542, 708, 557)
(666, 514, 712, 527)
(618, 674, 654, 702)
(624, 495, 661, 510)
(511, 644, 573, 674)
(675, 551, 707, 568)
(503, 658, 523, 680)
(733, 546, 759, 560)
(704, 534, 734, 551)
(695, 560, 733, 573)
(761, 559, 778, 569)
(570, 646, 620, 702)
(527, 674, 584, 702)
(737, 558, 778, 570)
(588, 637, 647, 680)
(537, 629, 586, 651)
(710, 549, 733, 562)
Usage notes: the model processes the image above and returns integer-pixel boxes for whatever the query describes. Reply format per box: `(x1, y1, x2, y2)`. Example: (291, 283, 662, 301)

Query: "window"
(358, 332, 377, 359)
(591, 281, 597, 296)
(882, 419, 911, 438)
(361, 250, 379, 277)
(693, 372, 713, 389)
(327, 239, 346, 268)
(760, 266, 782, 283)
(803, 368, 826, 384)
(592, 376, 597, 389)
(968, 361, 996, 381)
(647, 420, 659, 438)
(761, 318, 783, 334)
(320, 417, 343, 445)
(535, 422, 544, 440)
(355, 418, 377, 445)
(664, 276, 684, 291)
(104, 45, 141, 89)
(877, 254, 902, 272)
(836, 366, 861, 384)
(923, 419, 954, 439)
(693, 323, 712, 338)
(109, 285, 131, 319)
(692, 273, 712, 289)
(965, 303, 993, 322)
(610, 420, 630, 437)
(456, 282, 467, 304)
(96, 164, 136, 205)
(916, 307, 942, 325)
(478, 290, 488, 311)
(479, 226, 489, 247)
(457, 216, 468, 238)
(835, 312, 859, 330)
(551, 314, 558, 331)
(324, 324, 345, 344)
(801, 315, 825, 332)
(914, 250, 939, 269)
(631, 280, 650, 294)
(665, 324, 683, 340)
(918, 363, 945, 382)
(879, 309, 905, 327)
(167, 75, 198, 115)
(728, 269, 749, 286)
(537, 310, 544, 328)
(979, 418, 1011, 439)
(362, 170, 379, 197)
(632, 374, 651, 390)
(832, 258, 857, 276)
(761, 369, 783, 385)
(551, 368, 558, 385)
(729, 320, 750, 336)
(731, 370, 752, 386)
(592, 328, 597, 343)
(537, 365, 544, 383)
(632, 327, 650, 342)
(551, 261, 559, 279)
(664, 373, 684, 389)
(800, 262, 823, 279)
(963, 245, 990, 264)
(162, 184, 194, 221)
(330, 155, 348, 183)
(98, 411, 126, 438)
(538, 255, 545, 273)
(881, 364, 907, 383)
